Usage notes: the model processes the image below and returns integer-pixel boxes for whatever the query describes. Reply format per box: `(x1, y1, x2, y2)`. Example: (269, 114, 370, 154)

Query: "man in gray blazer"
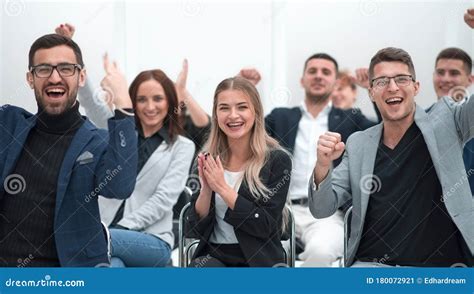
(309, 45, 474, 267)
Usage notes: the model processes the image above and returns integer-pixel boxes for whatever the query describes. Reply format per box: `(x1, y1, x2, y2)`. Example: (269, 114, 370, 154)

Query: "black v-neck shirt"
(356, 123, 473, 267)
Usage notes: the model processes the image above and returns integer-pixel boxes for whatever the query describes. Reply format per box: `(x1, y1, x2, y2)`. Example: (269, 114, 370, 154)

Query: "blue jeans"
(109, 229, 171, 267)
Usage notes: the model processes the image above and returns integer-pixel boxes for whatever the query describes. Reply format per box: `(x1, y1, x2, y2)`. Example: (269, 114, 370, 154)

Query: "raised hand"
(194, 152, 216, 218)
(55, 23, 75, 39)
(175, 59, 189, 105)
(314, 132, 345, 185)
(354, 68, 370, 89)
(316, 132, 345, 168)
(100, 53, 132, 109)
(176, 59, 188, 91)
(197, 153, 211, 194)
(202, 153, 227, 195)
(237, 68, 262, 86)
(465, 8, 474, 29)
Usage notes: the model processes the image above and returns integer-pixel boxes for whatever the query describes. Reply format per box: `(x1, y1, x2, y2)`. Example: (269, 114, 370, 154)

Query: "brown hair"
(435, 47, 472, 75)
(29, 34, 84, 68)
(128, 69, 181, 144)
(368, 47, 416, 85)
(303, 53, 339, 74)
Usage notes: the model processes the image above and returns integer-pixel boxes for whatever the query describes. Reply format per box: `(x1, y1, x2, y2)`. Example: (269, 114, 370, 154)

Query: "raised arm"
(309, 131, 351, 218)
(54, 23, 114, 128)
(453, 8, 474, 142)
(354, 67, 382, 123)
(176, 59, 210, 128)
(313, 132, 345, 185)
(94, 59, 137, 199)
(77, 54, 116, 129)
(55, 23, 75, 38)
(237, 68, 262, 86)
(464, 8, 474, 28)
(78, 76, 114, 129)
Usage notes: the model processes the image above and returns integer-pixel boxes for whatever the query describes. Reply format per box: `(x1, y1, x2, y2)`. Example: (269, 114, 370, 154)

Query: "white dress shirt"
(288, 101, 331, 200)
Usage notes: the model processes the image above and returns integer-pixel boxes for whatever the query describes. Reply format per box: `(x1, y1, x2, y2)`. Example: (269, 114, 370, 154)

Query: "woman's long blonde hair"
(203, 77, 290, 231)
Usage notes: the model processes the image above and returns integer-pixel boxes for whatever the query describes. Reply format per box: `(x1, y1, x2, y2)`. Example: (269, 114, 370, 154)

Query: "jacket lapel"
(55, 119, 95, 220)
(286, 107, 302, 153)
(2, 115, 36, 181)
(413, 105, 448, 206)
(414, 105, 441, 166)
(137, 140, 169, 181)
(328, 107, 341, 132)
(358, 124, 382, 225)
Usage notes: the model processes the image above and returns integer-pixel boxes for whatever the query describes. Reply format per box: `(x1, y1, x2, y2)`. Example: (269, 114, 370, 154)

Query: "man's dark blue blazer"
(0, 105, 138, 267)
(265, 105, 379, 167)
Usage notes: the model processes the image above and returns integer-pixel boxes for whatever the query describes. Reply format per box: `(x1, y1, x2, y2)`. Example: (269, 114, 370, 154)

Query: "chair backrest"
(173, 187, 193, 220)
(172, 187, 193, 250)
(178, 201, 296, 267)
(178, 202, 192, 267)
(283, 206, 296, 267)
(343, 206, 353, 267)
(101, 221, 111, 264)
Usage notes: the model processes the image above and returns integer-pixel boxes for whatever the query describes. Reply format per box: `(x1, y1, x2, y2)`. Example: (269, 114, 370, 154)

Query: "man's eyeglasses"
(30, 63, 82, 78)
(371, 75, 415, 90)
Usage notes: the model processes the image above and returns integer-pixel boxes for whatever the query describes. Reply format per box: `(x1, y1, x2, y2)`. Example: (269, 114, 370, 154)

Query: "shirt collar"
(138, 125, 170, 144)
(300, 100, 332, 118)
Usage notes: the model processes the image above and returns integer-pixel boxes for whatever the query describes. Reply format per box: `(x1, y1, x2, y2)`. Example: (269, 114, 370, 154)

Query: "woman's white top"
(209, 170, 244, 244)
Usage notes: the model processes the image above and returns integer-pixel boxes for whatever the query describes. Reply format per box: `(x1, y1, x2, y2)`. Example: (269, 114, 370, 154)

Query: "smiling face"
(369, 61, 419, 123)
(216, 89, 255, 143)
(331, 82, 357, 109)
(300, 58, 338, 102)
(135, 79, 169, 137)
(433, 58, 472, 99)
(26, 45, 85, 115)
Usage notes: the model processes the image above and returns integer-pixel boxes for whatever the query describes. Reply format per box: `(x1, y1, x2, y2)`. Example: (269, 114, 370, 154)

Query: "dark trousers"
(190, 243, 249, 267)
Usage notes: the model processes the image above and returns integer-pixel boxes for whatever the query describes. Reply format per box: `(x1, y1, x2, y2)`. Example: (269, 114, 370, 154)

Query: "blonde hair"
(204, 77, 290, 232)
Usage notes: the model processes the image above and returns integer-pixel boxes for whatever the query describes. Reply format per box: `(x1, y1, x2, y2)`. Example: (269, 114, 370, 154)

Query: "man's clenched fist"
(313, 132, 345, 185)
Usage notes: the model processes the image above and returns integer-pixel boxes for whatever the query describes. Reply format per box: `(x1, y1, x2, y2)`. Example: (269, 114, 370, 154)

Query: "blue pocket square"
(76, 151, 94, 165)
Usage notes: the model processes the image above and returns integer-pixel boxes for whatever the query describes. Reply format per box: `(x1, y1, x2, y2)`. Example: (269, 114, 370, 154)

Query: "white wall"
(0, 0, 124, 111)
(123, 0, 273, 116)
(1, 0, 473, 118)
(284, 0, 474, 118)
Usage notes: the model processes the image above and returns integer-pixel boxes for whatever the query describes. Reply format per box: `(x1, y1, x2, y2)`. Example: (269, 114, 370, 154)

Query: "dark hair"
(368, 47, 416, 84)
(128, 69, 181, 144)
(303, 53, 339, 74)
(435, 47, 472, 75)
(28, 34, 84, 68)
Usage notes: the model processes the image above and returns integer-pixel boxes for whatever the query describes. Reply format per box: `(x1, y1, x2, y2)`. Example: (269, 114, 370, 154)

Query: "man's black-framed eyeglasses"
(370, 74, 415, 89)
(30, 63, 83, 78)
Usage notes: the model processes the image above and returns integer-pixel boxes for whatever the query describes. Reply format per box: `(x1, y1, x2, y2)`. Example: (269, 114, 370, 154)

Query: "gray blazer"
(100, 135, 195, 248)
(309, 96, 474, 266)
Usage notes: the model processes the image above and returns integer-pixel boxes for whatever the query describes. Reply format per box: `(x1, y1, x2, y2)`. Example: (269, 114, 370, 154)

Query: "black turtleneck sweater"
(0, 102, 84, 267)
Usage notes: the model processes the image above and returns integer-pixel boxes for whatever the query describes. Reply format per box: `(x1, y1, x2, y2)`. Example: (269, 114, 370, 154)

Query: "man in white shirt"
(265, 53, 377, 266)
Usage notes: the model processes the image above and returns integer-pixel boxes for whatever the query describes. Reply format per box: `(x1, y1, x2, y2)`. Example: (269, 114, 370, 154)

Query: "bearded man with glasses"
(28, 62, 84, 114)
(0, 34, 138, 267)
